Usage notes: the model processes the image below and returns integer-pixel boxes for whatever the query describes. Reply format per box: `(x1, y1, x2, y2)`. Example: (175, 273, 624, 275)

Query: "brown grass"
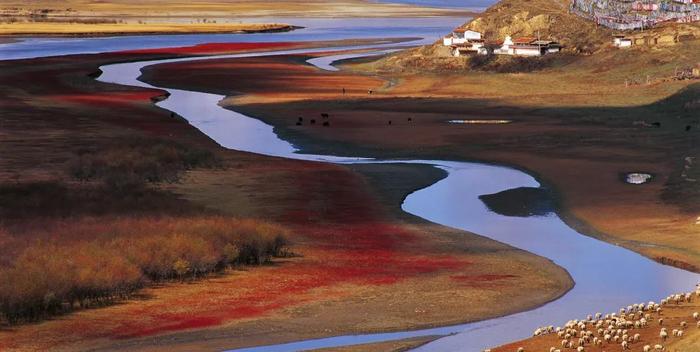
(141, 44, 700, 272)
(0, 43, 572, 351)
(0, 22, 294, 36)
(0, 0, 474, 20)
(0, 216, 289, 324)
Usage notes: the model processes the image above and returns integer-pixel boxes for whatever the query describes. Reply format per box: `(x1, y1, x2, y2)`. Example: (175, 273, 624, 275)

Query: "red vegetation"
(118, 42, 299, 55)
(0, 217, 289, 324)
(0, 43, 486, 348)
(50, 91, 160, 107)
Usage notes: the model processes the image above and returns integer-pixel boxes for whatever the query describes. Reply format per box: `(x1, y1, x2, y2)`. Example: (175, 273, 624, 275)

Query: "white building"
(443, 28, 482, 46)
(494, 36, 562, 56)
(613, 35, 633, 47)
(451, 40, 485, 56)
(494, 36, 515, 55)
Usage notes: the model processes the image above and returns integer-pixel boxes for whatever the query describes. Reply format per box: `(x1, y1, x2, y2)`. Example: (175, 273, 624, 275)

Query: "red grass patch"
(50, 91, 160, 107)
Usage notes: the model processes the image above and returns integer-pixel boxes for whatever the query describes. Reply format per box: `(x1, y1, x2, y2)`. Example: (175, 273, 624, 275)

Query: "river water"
(0, 17, 461, 61)
(6, 16, 699, 352)
(95, 46, 700, 352)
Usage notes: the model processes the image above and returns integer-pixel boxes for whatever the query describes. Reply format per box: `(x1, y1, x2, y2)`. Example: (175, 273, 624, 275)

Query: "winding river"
(0, 8, 695, 351)
(92, 43, 700, 352)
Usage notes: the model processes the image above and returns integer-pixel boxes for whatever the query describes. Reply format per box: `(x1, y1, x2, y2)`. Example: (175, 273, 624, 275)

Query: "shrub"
(67, 138, 219, 189)
(0, 217, 289, 324)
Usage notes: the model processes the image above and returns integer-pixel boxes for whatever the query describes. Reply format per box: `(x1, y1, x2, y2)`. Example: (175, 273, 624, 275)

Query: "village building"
(494, 36, 562, 56)
(631, 1, 660, 11)
(450, 39, 485, 56)
(443, 28, 482, 46)
(613, 35, 633, 47)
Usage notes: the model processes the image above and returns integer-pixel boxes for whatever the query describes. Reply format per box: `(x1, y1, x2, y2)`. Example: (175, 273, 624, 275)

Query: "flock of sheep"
(490, 283, 700, 352)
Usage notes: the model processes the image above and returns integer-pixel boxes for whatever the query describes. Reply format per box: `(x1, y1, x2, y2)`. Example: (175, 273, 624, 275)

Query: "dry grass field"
(0, 22, 294, 36)
(0, 0, 473, 19)
(0, 41, 571, 351)
(140, 41, 700, 273)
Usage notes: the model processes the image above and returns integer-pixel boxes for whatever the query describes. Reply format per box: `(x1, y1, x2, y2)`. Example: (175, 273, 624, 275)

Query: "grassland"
(141, 38, 700, 274)
(0, 40, 571, 351)
(0, 0, 475, 20)
(0, 22, 295, 36)
(0, 0, 477, 36)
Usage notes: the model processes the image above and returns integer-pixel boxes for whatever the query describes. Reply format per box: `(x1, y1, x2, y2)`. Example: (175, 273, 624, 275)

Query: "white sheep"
(516, 347, 524, 352)
(677, 330, 684, 337)
(621, 340, 629, 350)
(654, 344, 664, 351)
(576, 347, 584, 352)
(693, 312, 699, 320)
(643, 345, 651, 352)
(660, 329, 668, 341)
(680, 321, 688, 328)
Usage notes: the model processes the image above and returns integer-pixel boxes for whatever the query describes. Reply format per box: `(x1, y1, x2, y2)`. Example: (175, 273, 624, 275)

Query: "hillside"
(463, 0, 610, 53)
(370, 0, 700, 72)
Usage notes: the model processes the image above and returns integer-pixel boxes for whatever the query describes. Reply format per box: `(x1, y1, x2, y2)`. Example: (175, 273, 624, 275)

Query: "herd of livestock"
(491, 283, 700, 351)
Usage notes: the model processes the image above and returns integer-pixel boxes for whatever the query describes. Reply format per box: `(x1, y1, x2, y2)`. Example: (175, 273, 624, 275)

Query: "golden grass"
(0, 0, 472, 19)
(0, 22, 292, 35)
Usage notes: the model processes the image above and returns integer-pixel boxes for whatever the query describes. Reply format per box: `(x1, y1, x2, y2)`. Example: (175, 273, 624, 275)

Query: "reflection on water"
(97, 44, 700, 352)
(448, 119, 512, 124)
(626, 173, 653, 184)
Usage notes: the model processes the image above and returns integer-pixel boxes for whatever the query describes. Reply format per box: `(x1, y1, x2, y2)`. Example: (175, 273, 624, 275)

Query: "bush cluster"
(67, 138, 219, 190)
(468, 54, 561, 73)
(0, 217, 289, 324)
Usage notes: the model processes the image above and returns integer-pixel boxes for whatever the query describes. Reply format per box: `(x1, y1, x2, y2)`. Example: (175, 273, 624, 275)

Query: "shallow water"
(0, 17, 464, 61)
(95, 44, 700, 352)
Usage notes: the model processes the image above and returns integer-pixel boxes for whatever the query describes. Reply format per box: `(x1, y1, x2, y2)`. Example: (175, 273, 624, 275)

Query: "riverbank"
(138, 43, 700, 273)
(0, 41, 571, 351)
(310, 335, 442, 352)
(0, 22, 297, 36)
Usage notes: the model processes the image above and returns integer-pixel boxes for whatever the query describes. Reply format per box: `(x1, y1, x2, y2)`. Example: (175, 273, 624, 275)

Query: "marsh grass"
(0, 216, 290, 324)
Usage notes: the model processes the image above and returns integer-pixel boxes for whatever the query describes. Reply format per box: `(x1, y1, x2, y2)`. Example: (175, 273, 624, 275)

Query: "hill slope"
(369, 0, 699, 72)
(463, 0, 610, 53)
